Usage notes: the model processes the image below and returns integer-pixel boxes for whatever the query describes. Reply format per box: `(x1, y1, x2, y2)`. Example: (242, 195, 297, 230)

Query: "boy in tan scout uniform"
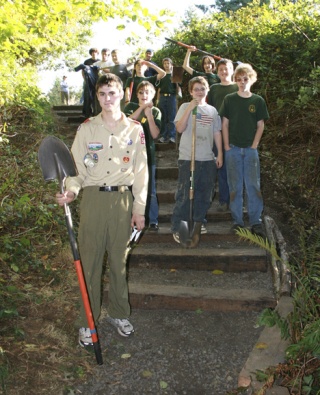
(56, 74, 148, 346)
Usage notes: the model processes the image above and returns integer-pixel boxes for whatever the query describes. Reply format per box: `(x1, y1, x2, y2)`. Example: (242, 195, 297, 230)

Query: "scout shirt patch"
(123, 157, 130, 163)
(88, 142, 103, 151)
(249, 105, 256, 113)
(139, 131, 145, 145)
(127, 139, 133, 146)
(141, 117, 147, 124)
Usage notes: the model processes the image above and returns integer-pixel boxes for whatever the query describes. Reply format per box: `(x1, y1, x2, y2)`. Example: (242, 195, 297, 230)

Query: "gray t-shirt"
(175, 103, 221, 161)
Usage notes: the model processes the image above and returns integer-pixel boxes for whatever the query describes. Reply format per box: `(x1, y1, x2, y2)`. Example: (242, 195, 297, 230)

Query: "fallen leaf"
(160, 380, 168, 389)
(212, 270, 224, 275)
(121, 353, 131, 359)
(195, 308, 203, 314)
(142, 370, 153, 378)
(170, 269, 177, 273)
(255, 342, 268, 349)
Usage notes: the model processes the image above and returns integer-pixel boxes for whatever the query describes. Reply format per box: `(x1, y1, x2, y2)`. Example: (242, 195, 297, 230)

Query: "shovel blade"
(179, 221, 202, 248)
(179, 220, 192, 248)
(38, 136, 77, 182)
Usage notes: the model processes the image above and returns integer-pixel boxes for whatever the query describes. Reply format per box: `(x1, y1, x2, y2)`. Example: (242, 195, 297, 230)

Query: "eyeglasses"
(236, 77, 249, 82)
(192, 87, 206, 92)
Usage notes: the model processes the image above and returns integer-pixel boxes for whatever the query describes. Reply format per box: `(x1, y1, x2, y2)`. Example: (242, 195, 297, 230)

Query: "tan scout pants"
(77, 186, 132, 327)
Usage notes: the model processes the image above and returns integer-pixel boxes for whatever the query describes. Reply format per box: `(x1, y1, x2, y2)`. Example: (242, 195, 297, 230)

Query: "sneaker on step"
(106, 316, 134, 337)
(158, 137, 168, 143)
(231, 224, 244, 234)
(251, 224, 267, 239)
(173, 232, 180, 244)
(169, 137, 176, 143)
(79, 327, 93, 347)
(201, 224, 207, 234)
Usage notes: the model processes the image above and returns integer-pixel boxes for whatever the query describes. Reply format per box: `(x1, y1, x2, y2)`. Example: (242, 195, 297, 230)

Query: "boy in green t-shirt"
(124, 81, 161, 231)
(219, 63, 269, 238)
(207, 58, 238, 213)
(157, 58, 178, 144)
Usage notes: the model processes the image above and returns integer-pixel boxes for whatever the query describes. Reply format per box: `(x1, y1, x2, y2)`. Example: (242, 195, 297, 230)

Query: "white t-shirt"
(174, 103, 221, 161)
(93, 60, 114, 75)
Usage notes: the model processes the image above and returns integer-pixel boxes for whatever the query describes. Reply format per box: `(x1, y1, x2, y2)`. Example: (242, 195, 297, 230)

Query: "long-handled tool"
(165, 37, 222, 61)
(179, 107, 202, 249)
(38, 136, 103, 365)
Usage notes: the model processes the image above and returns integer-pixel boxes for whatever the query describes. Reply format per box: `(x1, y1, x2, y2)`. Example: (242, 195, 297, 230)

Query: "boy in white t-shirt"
(171, 76, 223, 243)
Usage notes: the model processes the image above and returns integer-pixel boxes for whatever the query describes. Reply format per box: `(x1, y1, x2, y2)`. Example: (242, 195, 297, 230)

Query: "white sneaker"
(173, 232, 180, 244)
(79, 327, 93, 347)
(158, 137, 168, 143)
(201, 224, 207, 234)
(169, 137, 176, 143)
(106, 316, 134, 337)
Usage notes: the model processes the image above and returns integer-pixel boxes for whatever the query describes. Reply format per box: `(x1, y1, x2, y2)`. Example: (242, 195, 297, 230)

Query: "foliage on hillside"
(155, 0, 320, 232)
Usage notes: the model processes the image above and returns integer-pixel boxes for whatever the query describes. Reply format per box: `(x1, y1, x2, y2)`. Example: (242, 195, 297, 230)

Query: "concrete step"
(157, 201, 240, 222)
(140, 221, 239, 243)
(103, 267, 276, 311)
(55, 111, 83, 117)
(128, 243, 268, 272)
(156, 167, 178, 179)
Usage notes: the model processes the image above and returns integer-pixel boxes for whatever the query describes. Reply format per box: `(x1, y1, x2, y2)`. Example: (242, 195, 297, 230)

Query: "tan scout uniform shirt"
(66, 113, 148, 216)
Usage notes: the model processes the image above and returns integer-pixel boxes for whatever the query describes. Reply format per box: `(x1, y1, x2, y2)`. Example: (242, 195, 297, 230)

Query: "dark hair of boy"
(95, 73, 123, 91)
(162, 58, 173, 65)
(188, 75, 209, 91)
(89, 48, 99, 55)
(201, 56, 215, 72)
(136, 80, 156, 94)
(216, 58, 234, 70)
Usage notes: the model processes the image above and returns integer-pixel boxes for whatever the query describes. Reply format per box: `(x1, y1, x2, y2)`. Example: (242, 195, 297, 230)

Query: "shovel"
(38, 136, 103, 365)
(179, 107, 202, 248)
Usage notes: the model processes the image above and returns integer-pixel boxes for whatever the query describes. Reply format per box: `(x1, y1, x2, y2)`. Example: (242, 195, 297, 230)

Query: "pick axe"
(165, 37, 222, 61)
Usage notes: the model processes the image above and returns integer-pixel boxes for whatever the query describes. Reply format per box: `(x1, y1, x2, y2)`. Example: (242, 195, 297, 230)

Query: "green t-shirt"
(125, 75, 158, 104)
(124, 102, 161, 165)
(219, 93, 270, 148)
(207, 83, 238, 113)
(158, 73, 176, 94)
(192, 70, 220, 86)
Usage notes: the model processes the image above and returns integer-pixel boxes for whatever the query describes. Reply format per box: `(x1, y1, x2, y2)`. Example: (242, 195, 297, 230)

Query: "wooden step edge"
(103, 283, 276, 312)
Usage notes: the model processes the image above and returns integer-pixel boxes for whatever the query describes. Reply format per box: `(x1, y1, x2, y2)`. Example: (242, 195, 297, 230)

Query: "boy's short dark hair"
(89, 48, 99, 55)
(146, 49, 154, 54)
(234, 63, 257, 83)
(188, 76, 209, 92)
(201, 56, 215, 72)
(162, 58, 173, 66)
(101, 48, 111, 54)
(216, 58, 234, 71)
(136, 81, 156, 96)
(96, 73, 123, 91)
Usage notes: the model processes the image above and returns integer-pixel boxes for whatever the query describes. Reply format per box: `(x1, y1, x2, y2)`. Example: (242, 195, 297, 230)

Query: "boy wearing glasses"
(171, 76, 223, 244)
(219, 63, 269, 238)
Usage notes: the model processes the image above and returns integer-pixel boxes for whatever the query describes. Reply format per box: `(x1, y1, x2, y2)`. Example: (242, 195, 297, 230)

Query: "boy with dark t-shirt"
(220, 63, 269, 238)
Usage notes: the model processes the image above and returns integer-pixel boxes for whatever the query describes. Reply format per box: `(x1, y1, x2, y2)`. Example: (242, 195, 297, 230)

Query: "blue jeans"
(225, 145, 263, 226)
(158, 95, 176, 140)
(213, 145, 229, 205)
(146, 164, 158, 225)
(171, 160, 216, 232)
(218, 157, 230, 205)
